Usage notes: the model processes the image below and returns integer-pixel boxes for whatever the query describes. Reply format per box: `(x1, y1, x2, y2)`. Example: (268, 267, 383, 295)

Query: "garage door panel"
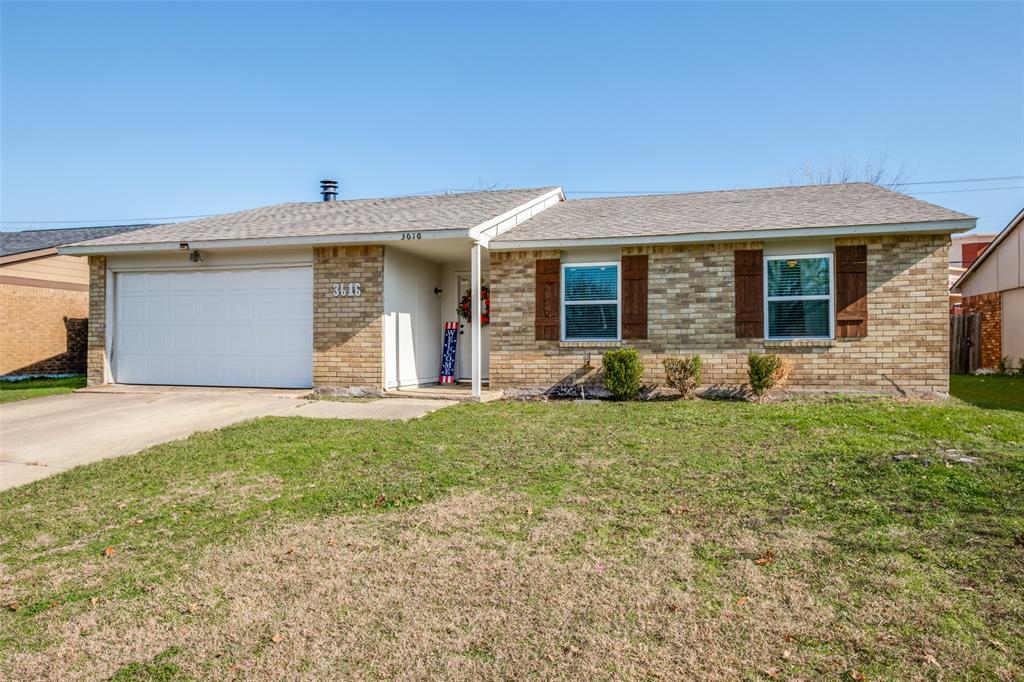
(120, 300, 145, 323)
(199, 301, 225, 321)
(229, 301, 253, 321)
(146, 273, 172, 292)
(146, 329, 172, 353)
(148, 300, 173, 323)
(114, 267, 313, 388)
(173, 301, 197, 322)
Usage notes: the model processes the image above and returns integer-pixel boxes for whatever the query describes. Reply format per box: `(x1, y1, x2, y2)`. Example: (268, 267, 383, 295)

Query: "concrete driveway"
(0, 387, 453, 491)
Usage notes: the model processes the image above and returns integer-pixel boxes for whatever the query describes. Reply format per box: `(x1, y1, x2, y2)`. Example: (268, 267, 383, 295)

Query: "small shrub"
(602, 349, 644, 400)
(998, 356, 1010, 375)
(747, 353, 790, 397)
(662, 355, 702, 398)
(1019, 358, 1024, 376)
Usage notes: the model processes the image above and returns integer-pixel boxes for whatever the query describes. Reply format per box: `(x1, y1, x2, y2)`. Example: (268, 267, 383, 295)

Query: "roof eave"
(490, 218, 976, 251)
(0, 247, 59, 265)
(57, 228, 474, 256)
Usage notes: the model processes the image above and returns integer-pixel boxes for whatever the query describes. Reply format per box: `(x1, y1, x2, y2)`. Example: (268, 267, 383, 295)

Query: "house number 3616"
(332, 282, 362, 297)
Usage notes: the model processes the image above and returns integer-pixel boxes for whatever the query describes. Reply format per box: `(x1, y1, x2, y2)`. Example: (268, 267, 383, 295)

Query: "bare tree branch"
(791, 153, 912, 191)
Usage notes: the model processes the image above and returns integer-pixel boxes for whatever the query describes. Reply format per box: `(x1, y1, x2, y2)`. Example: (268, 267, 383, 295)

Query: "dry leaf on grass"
(270, 633, 284, 644)
(755, 550, 776, 566)
(102, 546, 116, 558)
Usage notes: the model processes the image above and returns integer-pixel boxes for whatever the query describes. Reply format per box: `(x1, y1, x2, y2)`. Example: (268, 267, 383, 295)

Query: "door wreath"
(458, 286, 490, 326)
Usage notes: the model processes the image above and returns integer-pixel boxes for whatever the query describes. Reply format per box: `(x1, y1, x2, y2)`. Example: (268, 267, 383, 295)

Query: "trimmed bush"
(747, 353, 790, 397)
(602, 349, 644, 400)
(662, 355, 702, 398)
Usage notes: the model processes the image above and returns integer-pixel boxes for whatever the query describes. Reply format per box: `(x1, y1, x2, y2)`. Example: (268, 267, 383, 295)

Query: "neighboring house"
(952, 208, 1024, 370)
(949, 233, 996, 308)
(60, 182, 974, 397)
(1, 225, 150, 376)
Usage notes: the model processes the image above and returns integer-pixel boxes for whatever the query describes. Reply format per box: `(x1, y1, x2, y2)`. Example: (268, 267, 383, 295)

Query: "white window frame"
(561, 261, 621, 342)
(763, 253, 835, 341)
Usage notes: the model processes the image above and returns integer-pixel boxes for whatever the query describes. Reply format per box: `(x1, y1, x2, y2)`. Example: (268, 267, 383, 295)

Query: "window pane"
(768, 300, 830, 337)
(565, 304, 618, 339)
(767, 257, 830, 297)
(564, 265, 617, 301)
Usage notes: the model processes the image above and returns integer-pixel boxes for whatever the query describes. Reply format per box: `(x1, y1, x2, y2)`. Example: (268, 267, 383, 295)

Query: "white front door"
(456, 272, 489, 382)
(113, 267, 313, 388)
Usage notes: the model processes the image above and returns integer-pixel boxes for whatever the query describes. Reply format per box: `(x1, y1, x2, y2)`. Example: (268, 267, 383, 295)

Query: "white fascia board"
(489, 219, 976, 251)
(468, 187, 565, 247)
(57, 228, 472, 256)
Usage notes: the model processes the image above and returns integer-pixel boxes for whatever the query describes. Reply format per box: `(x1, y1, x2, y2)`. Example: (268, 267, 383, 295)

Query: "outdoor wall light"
(434, 287, 443, 297)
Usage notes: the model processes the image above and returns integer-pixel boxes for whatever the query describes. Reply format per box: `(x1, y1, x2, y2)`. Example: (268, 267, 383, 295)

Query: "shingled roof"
(68, 188, 558, 248)
(493, 183, 973, 244)
(1, 224, 152, 257)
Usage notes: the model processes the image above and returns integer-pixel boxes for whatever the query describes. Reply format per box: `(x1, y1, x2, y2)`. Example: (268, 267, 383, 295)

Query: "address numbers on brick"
(331, 283, 363, 297)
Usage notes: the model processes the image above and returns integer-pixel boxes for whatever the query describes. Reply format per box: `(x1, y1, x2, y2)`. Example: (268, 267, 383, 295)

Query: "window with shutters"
(562, 263, 620, 341)
(764, 254, 834, 340)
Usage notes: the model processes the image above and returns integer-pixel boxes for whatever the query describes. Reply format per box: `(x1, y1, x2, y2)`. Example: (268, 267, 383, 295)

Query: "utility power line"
(906, 185, 1024, 195)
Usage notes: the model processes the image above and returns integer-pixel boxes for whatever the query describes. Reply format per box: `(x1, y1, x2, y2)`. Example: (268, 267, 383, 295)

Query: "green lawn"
(1, 395, 1022, 680)
(951, 373, 1024, 411)
(0, 376, 86, 404)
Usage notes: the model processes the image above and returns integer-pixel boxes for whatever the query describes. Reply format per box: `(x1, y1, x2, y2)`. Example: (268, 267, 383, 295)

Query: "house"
(952, 208, 1024, 370)
(948, 232, 996, 309)
(59, 182, 974, 397)
(1, 225, 150, 377)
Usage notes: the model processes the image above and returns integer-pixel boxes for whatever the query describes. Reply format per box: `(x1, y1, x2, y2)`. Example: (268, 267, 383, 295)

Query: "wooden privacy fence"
(950, 313, 982, 374)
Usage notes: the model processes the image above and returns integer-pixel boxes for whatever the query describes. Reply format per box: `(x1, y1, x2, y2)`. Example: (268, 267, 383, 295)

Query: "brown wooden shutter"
(621, 254, 648, 340)
(734, 249, 764, 338)
(535, 258, 560, 341)
(835, 244, 868, 338)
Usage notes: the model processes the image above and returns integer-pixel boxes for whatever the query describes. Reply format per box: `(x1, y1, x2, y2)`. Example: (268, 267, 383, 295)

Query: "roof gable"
(953, 207, 1024, 291)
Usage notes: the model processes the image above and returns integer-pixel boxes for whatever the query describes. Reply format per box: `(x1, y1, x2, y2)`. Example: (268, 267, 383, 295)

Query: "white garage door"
(113, 267, 313, 388)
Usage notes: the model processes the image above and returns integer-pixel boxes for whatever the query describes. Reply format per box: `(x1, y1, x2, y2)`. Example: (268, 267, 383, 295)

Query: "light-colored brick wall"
(86, 256, 107, 386)
(490, 234, 951, 395)
(960, 292, 1002, 369)
(313, 245, 384, 388)
(0, 283, 88, 376)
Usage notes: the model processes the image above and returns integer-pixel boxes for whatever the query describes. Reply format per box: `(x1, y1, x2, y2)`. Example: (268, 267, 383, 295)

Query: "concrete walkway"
(0, 386, 453, 491)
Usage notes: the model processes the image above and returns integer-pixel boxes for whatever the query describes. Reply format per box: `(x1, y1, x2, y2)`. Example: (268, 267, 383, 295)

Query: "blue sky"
(2, 1, 1022, 233)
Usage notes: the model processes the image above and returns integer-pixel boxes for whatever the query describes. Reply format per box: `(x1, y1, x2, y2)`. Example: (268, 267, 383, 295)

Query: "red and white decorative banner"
(439, 321, 458, 384)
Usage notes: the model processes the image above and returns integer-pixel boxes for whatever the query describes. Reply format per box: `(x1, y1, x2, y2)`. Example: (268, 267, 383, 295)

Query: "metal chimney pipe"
(320, 179, 338, 202)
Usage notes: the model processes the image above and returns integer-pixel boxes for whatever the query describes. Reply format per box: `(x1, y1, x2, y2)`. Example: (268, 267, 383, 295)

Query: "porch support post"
(470, 242, 482, 398)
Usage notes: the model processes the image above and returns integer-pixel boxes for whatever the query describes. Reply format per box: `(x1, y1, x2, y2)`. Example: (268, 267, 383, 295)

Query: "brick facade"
(0, 283, 88, 376)
(313, 245, 384, 387)
(489, 234, 950, 395)
(86, 256, 108, 386)
(960, 292, 1002, 369)
(80, 234, 951, 394)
